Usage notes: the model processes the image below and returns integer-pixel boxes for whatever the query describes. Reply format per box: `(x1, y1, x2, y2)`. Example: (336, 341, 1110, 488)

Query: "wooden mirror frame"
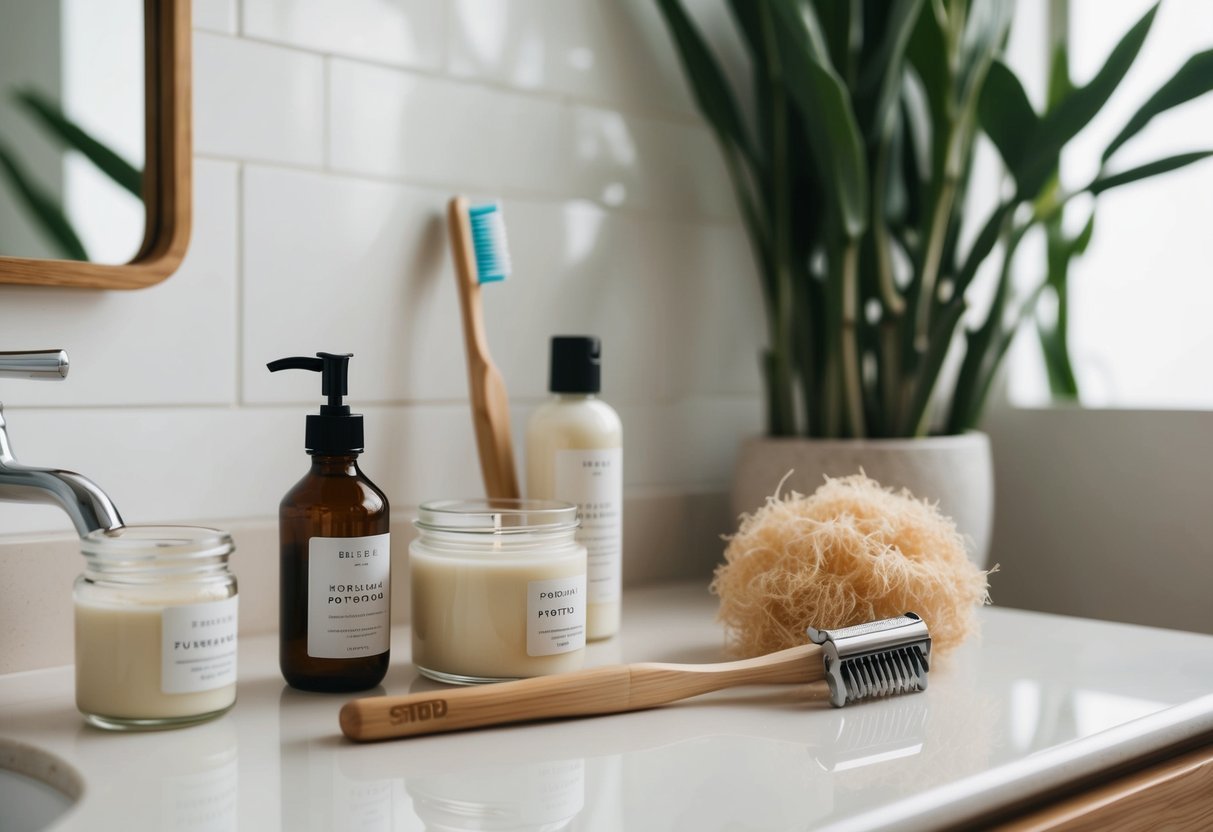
(0, 0, 190, 290)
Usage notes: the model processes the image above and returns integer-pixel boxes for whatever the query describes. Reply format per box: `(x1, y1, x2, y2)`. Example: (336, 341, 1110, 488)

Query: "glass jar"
(409, 499, 587, 684)
(74, 525, 239, 730)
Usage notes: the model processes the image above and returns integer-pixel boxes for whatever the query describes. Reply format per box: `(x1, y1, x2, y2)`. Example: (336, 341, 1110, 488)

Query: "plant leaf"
(1017, 2, 1159, 199)
(955, 201, 1013, 296)
(978, 60, 1038, 179)
(725, 0, 762, 54)
(1103, 49, 1213, 162)
(767, 0, 870, 238)
(964, 283, 1048, 429)
(808, 0, 851, 80)
(0, 137, 89, 260)
(654, 0, 757, 168)
(906, 2, 948, 176)
(1038, 315, 1081, 399)
(902, 298, 966, 436)
(1088, 150, 1213, 195)
(1046, 40, 1074, 112)
(12, 88, 142, 198)
(861, 0, 923, 140)
(1071, 211, 1096, 256)
(958, 0, 1015, 103)
(899, 66, 933, 183)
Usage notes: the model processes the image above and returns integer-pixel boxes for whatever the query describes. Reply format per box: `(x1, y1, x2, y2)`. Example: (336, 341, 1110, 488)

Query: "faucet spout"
(0, 406, 124, 537)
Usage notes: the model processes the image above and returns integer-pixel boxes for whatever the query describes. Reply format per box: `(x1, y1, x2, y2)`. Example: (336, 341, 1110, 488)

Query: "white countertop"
(3, 581, 1213, 832)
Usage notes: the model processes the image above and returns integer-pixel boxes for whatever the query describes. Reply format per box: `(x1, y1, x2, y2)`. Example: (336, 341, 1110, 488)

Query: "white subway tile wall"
(242, 0, 445, 71)
(0, 0, 764, 538)
(192, 0, 237, 34)
(1, 160, 239, 407)
(194, 33, 326, 165)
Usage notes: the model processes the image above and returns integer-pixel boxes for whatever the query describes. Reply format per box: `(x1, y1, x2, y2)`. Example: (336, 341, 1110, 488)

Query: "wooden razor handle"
(340, 643, 823, 742)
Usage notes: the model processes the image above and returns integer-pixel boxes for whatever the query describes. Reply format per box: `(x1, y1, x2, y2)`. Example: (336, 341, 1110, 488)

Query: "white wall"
(986, 0, 1213, 635)
(986, 404, 1213, 635)
(1008, 0, 1213, 409)
(0, 0, 765, 540)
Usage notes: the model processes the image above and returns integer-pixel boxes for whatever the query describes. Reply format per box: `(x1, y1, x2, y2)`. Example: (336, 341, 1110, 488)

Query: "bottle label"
(555, 447, 623, 604)
(161, 596, 239, 694)
(527, 574, 587, 656)
(307, 533, 391, 659)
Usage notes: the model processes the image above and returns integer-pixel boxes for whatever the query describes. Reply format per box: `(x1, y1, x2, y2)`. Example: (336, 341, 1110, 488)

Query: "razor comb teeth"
(807, 613, 932, 708)
(838, 644, 928, 705)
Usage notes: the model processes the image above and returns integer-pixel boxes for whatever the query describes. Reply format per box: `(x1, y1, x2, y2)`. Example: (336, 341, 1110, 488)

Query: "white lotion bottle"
(527, 336, 623, 640)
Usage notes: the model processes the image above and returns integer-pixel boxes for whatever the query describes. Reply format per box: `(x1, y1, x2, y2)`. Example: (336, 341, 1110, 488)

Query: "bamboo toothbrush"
(447, 197, 520, 500)
(340, 614, 931, 742)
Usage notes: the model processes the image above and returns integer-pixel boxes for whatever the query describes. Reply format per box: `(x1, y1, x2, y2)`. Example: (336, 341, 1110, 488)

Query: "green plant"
(656, 0, 1213, 437)
(0, 88, 142, 261)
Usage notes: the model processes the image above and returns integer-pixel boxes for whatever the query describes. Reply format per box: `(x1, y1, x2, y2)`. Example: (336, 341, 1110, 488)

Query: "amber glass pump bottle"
(268, 352, 390, 692)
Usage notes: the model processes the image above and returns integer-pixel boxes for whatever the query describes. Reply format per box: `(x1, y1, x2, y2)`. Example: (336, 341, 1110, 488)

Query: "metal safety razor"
(808, 613, 932, 708)
(343, 613, 934, 741)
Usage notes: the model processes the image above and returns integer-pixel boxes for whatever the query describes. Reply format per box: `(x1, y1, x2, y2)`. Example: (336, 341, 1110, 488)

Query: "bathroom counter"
(3, 581, 1213, 831)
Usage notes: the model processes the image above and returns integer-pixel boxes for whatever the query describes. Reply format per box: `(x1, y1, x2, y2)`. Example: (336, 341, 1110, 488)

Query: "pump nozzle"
(268, 352, 352, 413)
(267, 352, 363, 454)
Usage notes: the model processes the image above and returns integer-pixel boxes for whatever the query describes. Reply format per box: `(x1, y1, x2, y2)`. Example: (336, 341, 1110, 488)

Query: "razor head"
(807, 613, 931, 708)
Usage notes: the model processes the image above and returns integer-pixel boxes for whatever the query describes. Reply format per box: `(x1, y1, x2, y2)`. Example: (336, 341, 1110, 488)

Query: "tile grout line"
(191, 37, 739, 226)
(1, 393, 761, 413)
(321, 55, 332, 171)
(0, 487, 731, 546)
(437, 0, 451, 78)
(192, 154, 744, 229)
(195, 28, 706, 130)
(235, 162, 246, 407)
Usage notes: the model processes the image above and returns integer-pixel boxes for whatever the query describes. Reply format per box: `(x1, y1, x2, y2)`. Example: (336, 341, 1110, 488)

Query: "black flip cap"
(267, 352, 364, 454)
(549, 336, 602, 394)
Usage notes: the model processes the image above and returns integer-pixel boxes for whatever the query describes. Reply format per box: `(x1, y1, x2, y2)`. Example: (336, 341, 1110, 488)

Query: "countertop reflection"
(3, 581, 1213, 831)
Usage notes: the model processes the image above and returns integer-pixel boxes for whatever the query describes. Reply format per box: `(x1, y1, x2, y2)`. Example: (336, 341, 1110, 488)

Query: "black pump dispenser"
(269, 350, 390, 692)
(267, 352, 364, 454)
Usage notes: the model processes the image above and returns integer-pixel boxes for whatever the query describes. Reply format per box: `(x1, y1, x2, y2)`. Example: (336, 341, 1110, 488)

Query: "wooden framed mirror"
(0, 0, 189, 289)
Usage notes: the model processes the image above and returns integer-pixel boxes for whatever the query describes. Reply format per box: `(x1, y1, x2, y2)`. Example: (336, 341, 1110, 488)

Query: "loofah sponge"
(712, 473, 993, 657)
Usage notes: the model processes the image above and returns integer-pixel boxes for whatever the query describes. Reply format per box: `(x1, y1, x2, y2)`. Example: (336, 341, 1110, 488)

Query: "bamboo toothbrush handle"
(447, 196, 520, 500)
(339, 643, 823, 742)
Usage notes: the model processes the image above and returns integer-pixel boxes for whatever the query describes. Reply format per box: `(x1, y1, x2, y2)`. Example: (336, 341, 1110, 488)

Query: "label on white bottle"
(555, 447, 623, 604)
(307, 533, 391, 659)
(527, 574, 587, 656)
(161, 596, 239, 694)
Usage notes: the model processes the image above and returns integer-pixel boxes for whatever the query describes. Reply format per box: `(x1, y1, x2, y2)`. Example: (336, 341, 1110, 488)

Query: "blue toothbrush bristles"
(467, 202, 512, 283)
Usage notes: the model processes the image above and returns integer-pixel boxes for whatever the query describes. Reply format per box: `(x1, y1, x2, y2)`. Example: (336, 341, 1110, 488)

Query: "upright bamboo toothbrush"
(448, 197, 520, 499)
(340, 614, 931, 742)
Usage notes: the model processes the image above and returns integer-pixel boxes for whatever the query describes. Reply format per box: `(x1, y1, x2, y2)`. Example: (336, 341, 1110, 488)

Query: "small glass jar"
(74, 525, 239, 730)
(409, 499, 587, 684)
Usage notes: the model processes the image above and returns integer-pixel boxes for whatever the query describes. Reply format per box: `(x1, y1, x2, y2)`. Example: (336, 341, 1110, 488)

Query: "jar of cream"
(74, 526, 238, 730)
(409, 500, 587, 684)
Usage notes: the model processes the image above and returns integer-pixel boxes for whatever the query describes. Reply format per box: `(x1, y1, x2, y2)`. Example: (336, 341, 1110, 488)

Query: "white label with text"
(527, 574, 586, 656)
(308, 533, 391, 659)
(161, 596, 239, 694)
(554, 447, 622, 604)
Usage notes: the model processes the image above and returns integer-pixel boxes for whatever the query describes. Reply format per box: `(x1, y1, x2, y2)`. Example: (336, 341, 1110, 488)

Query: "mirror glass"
(0, 0, 145, 265)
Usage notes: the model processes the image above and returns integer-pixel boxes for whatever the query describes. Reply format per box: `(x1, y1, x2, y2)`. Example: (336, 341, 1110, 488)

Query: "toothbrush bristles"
(467, 202, 512, 284)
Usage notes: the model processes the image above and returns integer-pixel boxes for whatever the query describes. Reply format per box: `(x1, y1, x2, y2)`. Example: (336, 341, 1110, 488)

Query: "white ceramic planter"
(731, 433, 994, 567)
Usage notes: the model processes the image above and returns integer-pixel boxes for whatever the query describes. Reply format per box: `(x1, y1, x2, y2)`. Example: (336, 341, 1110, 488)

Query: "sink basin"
(0, 739, 82, 831)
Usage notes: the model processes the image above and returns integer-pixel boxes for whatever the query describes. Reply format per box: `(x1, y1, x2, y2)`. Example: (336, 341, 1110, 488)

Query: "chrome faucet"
(0, 350, 123, 536)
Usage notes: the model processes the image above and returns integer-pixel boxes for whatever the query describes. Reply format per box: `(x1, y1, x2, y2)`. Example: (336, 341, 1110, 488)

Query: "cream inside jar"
(409, 500, 587, 684)
(74, 525, 238, 730)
